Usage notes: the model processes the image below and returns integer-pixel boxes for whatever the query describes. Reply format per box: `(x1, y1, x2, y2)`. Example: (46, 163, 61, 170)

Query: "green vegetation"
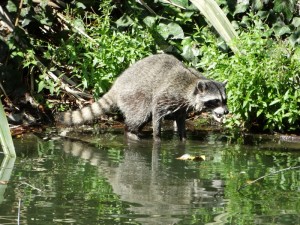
(1, 0, 300, 133)
(199, 19, 300, 132)
(0, 101, 15, 156)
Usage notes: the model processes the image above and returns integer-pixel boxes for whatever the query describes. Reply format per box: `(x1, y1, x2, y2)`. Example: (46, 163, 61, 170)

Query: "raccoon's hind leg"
(124, 117, 150, 141)
(152, 108, 163, 142)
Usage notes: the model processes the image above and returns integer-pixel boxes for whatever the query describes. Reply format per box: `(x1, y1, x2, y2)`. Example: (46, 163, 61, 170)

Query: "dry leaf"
(176, 154, 206, 161)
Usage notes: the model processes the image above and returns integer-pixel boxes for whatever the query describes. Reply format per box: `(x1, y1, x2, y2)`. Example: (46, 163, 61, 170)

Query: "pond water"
(0, 128, 299, 225)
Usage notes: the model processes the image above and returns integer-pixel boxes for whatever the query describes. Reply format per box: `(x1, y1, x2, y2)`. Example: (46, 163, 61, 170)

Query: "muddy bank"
(7, 104, 300, 150)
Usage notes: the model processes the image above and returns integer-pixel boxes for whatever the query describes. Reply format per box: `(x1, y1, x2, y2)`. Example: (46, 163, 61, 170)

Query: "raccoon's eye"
(204, 99, 221, 107)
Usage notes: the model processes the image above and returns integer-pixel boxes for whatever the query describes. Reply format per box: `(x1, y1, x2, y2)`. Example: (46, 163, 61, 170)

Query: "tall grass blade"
(0, 156, 16, 204)
(0, 101, 16, 157)
(190, 0, 239, 53)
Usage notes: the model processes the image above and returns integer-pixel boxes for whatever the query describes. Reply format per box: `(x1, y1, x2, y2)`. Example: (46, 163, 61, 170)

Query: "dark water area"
(0, 129, 299, 225)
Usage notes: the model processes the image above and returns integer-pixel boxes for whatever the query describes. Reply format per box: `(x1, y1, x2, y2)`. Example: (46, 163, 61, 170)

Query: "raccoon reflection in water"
(57, 54, 229, 142)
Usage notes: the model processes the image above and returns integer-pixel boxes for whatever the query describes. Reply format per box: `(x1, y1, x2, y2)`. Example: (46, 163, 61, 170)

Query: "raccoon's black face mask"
(195, 80, 229, 122)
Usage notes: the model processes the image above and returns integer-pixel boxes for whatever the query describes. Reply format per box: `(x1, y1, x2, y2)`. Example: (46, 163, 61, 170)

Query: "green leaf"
(274, 0, 296, 21)
(116, 15, 134, 28)
(143, 16, 157, 28)
(252, 0, 263, 10)
(76, 2, 86, 9)
(269, 99, 281, 106)
(39, 0, 48, 9)
(181, 37, 200, 60)
(22, 19, 31, 27)
(74, 19, 85, 31)
(234, 2, 249, 15)
(273, 24, 291, 37)
(291, 46, 300, 61)
(292, 17, 300, 28)
(40, 18, 52, 26)
(171, 0, 189, 8)
(157, 22, 184, 40)
(256, 109, 263, 117)
(289, 27, 300, 46)
(6, 0, 17, 12)
(38, 81, 45, 93)
(257, 11, 269, 20)
(284, 90, 290, 100)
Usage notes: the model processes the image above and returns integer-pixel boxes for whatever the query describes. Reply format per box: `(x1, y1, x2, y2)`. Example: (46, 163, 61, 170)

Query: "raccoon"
(57, 54, 229, 141)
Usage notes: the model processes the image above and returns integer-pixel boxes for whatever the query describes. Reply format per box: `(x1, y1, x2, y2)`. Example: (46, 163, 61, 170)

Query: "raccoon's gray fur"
(57, 54, 228, 141)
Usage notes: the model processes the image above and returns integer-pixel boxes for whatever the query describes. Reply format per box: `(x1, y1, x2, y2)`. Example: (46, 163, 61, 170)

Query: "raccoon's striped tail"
(56, 93, 116, 126)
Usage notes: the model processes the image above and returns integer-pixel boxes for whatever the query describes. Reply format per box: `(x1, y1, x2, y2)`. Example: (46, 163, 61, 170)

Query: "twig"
(34, 59, 92, 100)
(0, 83, 11, 102)
(238, 165, 300, 191)
(0, 6, 14, 31)
(15, 0, 24, 26)
(17, 198, 21, 225)
(136, 0, 157, 15)
(19, 181, 43, 192)
(55, 11, 98, 46)
(160, 0, 186, 9)
(32, 0, 62, 9)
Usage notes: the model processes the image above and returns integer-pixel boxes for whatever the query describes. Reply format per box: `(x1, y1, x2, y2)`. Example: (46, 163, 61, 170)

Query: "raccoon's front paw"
(126, 132, 140, 141)
(153, 136, 161, 143)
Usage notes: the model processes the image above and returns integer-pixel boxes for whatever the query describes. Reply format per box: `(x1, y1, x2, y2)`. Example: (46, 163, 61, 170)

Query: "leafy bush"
(199, 20, 300, 132)
(2, 0, 156, 103)
(217, 0, 300, 46)
(48, 1, 156, 98)
(2, 0, 300, 133)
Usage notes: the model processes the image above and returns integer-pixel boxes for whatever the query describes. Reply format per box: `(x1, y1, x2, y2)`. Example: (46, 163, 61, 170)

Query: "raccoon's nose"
(224, 108, 229, 115)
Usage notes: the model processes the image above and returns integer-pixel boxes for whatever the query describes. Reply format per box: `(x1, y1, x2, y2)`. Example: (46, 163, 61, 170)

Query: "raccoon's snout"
(212, 106, 229, 123)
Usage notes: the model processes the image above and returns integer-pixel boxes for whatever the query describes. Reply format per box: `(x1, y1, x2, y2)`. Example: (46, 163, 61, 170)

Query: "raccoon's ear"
(196, 80, 207, 93)
(223, 80, 228, 86)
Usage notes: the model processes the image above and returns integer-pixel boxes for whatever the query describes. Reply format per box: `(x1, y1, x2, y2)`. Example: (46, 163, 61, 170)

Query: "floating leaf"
(176, 154, 206, 161)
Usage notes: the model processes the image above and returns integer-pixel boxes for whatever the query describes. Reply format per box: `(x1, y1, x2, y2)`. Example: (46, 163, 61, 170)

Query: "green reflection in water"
(0, 131, 299, 225)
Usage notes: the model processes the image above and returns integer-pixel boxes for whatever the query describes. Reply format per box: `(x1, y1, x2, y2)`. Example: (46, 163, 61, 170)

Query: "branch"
(35, 59, 92, 100)
(55, 11, 99, 46)
(0, 6, 14, 31)
(238, 165, 300, 191)
(136, 0, 157, 15)
(32, 0, 65, 9)
(0, 6, 92, 101)
(160, 0, 186, 9)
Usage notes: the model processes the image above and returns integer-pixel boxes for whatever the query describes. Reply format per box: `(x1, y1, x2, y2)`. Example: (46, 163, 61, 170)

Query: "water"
(0, 129, 299, 225)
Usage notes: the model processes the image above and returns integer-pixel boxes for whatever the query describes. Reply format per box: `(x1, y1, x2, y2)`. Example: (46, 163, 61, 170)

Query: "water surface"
(0, 129, 299, 225)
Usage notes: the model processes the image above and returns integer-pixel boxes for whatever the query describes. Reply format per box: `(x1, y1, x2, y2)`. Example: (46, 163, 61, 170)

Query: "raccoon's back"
(113, 54, 198, 95)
